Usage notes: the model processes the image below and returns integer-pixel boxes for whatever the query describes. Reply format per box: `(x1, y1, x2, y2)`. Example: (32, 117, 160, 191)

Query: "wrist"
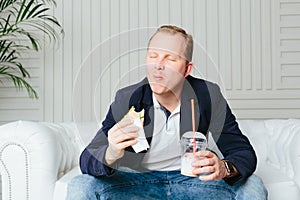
(221, 160, 238, 179)
(105, 147, 119, 165)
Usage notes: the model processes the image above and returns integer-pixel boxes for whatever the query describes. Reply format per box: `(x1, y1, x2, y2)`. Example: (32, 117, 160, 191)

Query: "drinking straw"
(191, 99, 196, 156)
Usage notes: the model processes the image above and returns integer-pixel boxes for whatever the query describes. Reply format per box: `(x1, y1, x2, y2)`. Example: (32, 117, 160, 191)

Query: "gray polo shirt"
(142, 93, 181, 171)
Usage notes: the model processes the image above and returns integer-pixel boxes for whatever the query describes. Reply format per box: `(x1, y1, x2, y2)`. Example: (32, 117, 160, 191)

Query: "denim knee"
(234, 174, 268, 200)
(66, 174, 99, 200)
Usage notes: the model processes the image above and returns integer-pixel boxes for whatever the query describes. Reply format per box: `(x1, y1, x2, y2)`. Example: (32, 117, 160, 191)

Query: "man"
(67, 25, 267, 199)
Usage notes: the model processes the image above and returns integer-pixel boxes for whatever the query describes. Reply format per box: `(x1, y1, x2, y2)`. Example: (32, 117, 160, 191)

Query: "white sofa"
(0, 119, 300, 200)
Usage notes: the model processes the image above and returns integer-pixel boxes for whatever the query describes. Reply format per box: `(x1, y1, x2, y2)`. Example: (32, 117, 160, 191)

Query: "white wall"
(0, 0, 300, 124)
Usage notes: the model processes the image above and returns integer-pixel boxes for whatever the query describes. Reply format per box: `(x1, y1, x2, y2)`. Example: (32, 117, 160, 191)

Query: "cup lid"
(182, 131, 206, 139)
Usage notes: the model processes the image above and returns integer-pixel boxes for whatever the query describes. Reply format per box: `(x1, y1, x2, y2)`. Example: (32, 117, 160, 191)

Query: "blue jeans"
(66, 169, 267, 200)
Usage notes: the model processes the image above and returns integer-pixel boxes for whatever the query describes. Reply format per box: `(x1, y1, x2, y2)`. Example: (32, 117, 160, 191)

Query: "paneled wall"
(0, 0, 300, 124)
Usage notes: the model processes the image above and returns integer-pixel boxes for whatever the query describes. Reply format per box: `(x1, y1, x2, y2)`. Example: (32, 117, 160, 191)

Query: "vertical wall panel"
(261, 0, 273, 90)
(99, 0, 111, 121)
(148, 0, 158, 28)
(138, 0, 148, 79)
(170, 0, 182, 26)
(231, 0, 242, 90)
(91, 0, 101, 122)
(219, 0, 232, 90)
(206, 0, 220, 83)
(72, 0, 82, 122)
(118, 0, 130, 94)
(110, 0, 120, 111)
(62, 0, 73, 122)
(81, 1, 92, 121)
(241, 0, 252, 90)
(193, 0, 207, 78)
(157, 0, 170, 25)
(251, 0, 263, 90)
(182, 0, 194, 34)
(43, 15, 54, 122)
(1, 0, 300, 124)
(129, 0, 139, 85)
(53, 0, 63, 122)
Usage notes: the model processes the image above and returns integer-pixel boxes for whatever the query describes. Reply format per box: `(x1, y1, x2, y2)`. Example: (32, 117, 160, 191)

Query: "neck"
(154, 88, 182, 112)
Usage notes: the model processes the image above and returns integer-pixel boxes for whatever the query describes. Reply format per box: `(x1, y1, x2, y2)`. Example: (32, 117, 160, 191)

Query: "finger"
(192, 158, 215, 168)
(199, 169, 223, 181)
(117, 139, 137, 149)
(192, 165, 216, 175)
(114, 131, 139, 144)
(110, 125, 139, 142)
(110, 119, 134, 132)
(119, 125, 139, 135)
(110, 124, 139, 139)
(199, 173, 215, 181)
(113, 124, 139, 138)
(195, 150, 214, 158)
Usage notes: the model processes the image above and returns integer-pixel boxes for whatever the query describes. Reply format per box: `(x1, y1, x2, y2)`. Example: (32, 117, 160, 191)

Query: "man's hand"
(191, 150, 231, 181)
(105, 119, 139, 165)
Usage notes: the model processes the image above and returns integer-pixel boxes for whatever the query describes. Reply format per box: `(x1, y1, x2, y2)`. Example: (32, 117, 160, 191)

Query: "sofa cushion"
(238, 120, 268, 165)
(53, 167, 81, 200)
(255, 162, 300, 200)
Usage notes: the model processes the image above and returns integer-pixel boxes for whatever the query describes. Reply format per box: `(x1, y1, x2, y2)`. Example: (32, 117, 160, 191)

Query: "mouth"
(153, 75, 164, 81)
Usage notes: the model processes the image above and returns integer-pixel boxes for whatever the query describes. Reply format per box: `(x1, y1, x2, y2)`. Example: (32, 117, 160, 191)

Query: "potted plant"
(0, 0, 63, 98)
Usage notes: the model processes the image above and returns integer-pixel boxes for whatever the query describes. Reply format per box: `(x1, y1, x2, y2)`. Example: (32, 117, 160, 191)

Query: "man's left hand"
(191, 150, 228, 181)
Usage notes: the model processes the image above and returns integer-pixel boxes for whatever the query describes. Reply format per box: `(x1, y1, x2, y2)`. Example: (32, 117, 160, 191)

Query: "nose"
(155, 58, 165, 70)
(155, 63, 165, 70)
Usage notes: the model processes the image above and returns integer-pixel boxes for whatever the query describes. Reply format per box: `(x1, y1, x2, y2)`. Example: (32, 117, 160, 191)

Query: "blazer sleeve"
(79, 90, 127, 177)
(208, 83, 257, 185)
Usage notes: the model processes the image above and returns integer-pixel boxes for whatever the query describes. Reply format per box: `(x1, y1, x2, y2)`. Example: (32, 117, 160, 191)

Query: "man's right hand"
(105, 119, 139, 165)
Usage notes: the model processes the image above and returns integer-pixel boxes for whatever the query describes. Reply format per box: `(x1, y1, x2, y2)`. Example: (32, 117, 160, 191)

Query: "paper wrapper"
(123, 106, 149, 153)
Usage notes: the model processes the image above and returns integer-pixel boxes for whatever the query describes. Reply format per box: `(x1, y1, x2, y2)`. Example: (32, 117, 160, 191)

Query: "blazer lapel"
(180, 79, 200, 138)
(135, 81, 154, 147)
(141, 84, 154, 145)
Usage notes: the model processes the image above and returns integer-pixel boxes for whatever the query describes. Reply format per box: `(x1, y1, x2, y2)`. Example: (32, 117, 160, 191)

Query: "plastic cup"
(180, 131, 207, 177)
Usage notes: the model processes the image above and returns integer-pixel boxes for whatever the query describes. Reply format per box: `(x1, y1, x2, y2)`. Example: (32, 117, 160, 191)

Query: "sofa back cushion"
(239, 119, 300, 178)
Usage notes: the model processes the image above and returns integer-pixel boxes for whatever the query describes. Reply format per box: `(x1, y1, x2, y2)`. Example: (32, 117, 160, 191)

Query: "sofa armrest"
(52, 166, 81, 200)
(287, 120, 300, 189)
(0, 121, 80, 200)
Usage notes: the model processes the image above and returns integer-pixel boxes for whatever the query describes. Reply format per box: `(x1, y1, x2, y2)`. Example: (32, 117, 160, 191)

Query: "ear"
(184, 62, 193, 77)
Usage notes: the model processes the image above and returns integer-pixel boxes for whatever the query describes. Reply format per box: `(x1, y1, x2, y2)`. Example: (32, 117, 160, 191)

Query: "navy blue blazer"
(80, 75, 257, 185)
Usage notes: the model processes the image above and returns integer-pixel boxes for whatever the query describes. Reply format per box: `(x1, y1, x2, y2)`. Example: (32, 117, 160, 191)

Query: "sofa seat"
(1, 119, 300, 200)
(256, 162, 300, 200)
(239, 119, 300, 200)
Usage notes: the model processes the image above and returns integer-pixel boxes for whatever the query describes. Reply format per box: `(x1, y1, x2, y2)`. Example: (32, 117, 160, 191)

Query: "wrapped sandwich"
(123, 106, 144, 126)
(123, 106, 148, 153)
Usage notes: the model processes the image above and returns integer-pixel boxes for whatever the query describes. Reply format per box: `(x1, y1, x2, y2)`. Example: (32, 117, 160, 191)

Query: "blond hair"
(148, 25, 193, 62)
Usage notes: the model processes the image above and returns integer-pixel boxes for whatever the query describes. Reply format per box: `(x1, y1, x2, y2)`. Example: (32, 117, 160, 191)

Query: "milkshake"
(180, 131, 207, 177)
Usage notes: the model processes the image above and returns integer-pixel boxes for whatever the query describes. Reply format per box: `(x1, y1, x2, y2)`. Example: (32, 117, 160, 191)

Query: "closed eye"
(148, 52, 158, 58)
(167, 56, 177, 62)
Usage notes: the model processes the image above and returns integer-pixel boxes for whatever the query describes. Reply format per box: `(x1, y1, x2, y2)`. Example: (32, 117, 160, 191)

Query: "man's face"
(146, 32, 192, 96)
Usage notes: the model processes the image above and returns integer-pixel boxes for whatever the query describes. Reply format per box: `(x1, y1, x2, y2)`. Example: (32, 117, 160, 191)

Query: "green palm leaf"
(0, 0, 63, 99)
(0, 66, 37, 98)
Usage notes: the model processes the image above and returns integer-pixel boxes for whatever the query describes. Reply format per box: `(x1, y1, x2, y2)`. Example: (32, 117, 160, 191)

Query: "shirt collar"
(152, 93, 181, 115)
(152, 93, 161, 109)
